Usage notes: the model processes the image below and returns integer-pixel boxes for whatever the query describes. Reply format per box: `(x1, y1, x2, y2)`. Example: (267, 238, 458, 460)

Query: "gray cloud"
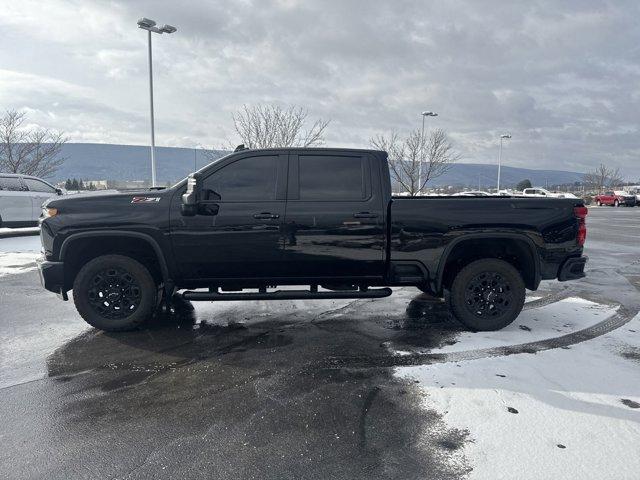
(0, 0, 638, 178)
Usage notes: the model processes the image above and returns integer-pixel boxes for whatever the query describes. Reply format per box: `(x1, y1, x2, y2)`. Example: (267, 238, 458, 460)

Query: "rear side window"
(0, 176, 26, 191)
(298, 155, 364, 200)
(202, 155, 278, 201)
(23, 178, 56, 193)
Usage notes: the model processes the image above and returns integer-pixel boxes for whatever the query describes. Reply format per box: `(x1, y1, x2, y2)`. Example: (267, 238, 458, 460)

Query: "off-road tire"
(73, 254, 157, 331)
(449, 258, 525, 331)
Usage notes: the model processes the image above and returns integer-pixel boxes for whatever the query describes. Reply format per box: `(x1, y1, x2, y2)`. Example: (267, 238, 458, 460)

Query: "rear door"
(281, 152, 385, 280)
(0, 176, 32, 224)
(22, 177, 59, 220)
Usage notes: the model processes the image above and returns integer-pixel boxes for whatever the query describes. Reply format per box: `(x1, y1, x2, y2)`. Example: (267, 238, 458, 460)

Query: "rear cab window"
(292, 154, 368, 201)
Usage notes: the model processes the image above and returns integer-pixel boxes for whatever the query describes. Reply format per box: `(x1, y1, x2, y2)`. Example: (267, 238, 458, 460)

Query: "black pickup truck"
(37, 148, 588, 332)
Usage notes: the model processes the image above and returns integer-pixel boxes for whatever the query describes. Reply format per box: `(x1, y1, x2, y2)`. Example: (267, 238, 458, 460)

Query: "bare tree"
(232, 104, 329, 149)
(0, 110, 67, 178)
(583, 164, 623, 192)
(371, 128, 459, 195)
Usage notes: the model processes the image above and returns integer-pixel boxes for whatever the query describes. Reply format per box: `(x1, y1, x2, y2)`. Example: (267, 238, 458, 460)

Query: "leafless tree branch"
(583, 163, 623, 191)
(371, 128, 459, 195)
(231, 104, 329, 149)
(0, 110, 67, 178)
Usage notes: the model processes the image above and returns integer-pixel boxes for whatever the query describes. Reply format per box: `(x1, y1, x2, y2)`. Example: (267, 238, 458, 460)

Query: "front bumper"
(558, 256, 588, 282)
(36, 257, 68, 300)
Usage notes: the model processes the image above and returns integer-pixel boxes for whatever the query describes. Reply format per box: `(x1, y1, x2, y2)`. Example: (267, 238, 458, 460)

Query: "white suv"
(0, 174, 63, 227)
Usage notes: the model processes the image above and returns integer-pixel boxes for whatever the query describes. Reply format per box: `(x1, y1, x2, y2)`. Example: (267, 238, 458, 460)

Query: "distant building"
(86, 180, 109, 190)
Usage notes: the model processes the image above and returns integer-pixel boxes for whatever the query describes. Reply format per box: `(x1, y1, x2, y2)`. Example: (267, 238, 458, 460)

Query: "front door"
(280, 152, 385, 280)
(170, 153, 288, 281)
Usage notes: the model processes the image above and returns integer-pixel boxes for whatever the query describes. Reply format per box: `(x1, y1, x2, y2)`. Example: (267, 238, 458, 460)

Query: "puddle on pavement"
(46, 292, 463, 379)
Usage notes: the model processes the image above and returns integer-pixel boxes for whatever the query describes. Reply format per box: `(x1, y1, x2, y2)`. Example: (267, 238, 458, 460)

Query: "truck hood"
(43, 188, 174, 217)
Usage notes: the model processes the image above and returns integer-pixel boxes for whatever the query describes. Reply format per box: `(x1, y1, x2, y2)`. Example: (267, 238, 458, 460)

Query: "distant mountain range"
(44, 143, 584, 188)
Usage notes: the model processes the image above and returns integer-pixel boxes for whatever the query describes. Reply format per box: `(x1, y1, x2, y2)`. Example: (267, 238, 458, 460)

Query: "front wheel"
(614, 200, 620, 207)
(73, 254, 157, 331)
(596, 200, 602, 206)
(448, 258, 525, 331)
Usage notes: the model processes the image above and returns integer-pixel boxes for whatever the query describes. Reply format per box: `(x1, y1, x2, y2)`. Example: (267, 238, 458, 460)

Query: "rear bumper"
(558, 256, 588, 282)
(36, 257, 68, 299)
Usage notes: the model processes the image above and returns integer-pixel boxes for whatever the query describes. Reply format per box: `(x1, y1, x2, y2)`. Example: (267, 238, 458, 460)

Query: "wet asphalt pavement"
(0, 206, 638, 479)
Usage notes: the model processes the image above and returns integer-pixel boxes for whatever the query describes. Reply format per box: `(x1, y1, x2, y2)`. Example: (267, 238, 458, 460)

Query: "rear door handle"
(353, 212, 378, 219)
(253, 212, 280, 220)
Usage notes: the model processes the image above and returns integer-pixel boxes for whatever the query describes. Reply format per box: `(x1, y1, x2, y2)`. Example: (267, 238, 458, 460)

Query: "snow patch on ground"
(396, 303, 640, 480)
(0, 235, 42, 276)
(0, 226, 39, 236)
(431, 297, 616, 354)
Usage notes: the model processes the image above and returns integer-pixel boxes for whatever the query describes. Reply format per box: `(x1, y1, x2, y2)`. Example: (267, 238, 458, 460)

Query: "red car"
(595, 190, 637, 207)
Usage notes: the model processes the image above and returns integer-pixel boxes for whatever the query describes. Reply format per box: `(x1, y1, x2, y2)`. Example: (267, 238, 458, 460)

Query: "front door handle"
(253, 212, 280, 220)
(353, 212, 378, 219)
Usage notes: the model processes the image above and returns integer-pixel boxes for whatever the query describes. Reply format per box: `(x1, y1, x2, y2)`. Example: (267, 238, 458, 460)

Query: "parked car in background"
(0, 173, 63, 227)
(522, 187, 557, 197)
(595, 191, 636, 207)
(623, 187, 640, 203)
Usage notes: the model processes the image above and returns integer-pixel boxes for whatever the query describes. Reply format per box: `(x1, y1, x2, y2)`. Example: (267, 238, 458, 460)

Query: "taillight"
(574, 206, 588, 245)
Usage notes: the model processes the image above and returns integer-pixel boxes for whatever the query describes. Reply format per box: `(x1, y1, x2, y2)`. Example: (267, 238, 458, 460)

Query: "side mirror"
(181, 173, 201, 216)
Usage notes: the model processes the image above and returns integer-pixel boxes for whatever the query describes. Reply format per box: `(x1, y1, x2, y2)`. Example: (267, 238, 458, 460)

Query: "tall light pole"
(418, 111, 438, 194)
(137, 18, 177, 187)
(496, 133, 511, 192)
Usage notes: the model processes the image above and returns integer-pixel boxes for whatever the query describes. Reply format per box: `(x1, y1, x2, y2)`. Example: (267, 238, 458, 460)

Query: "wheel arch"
(435, 233, 541, 294)
(60, 231, 171, 290)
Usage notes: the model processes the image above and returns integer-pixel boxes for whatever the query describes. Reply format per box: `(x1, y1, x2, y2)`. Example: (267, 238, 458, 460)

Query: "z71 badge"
(131, 196, 161, 203)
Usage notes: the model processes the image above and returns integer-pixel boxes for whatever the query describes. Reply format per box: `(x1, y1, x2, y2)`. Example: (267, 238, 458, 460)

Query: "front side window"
(202, 155, 278, 201)
(23, 178, 56, 193)
(0, 176, 26, 191)
(298, 155, 364, 200)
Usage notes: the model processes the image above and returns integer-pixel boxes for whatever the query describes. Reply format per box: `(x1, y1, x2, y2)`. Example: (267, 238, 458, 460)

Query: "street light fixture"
(137, 17, 177, 187)
(496, 133, 511, 192)
(418, 111, 438, 195)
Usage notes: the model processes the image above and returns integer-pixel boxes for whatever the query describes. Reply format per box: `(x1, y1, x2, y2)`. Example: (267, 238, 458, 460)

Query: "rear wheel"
(614, 200, 620, 207)
(73, 254, 157, 331)
(448, 258, 525, 331)
(596, 200, 602, 206)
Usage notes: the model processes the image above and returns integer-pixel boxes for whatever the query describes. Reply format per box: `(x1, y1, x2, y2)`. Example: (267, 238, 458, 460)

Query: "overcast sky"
(1, 0, 638, 178)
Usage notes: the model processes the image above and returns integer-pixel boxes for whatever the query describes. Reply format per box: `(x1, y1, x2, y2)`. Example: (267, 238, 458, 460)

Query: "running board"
(181, 287, 393, 302)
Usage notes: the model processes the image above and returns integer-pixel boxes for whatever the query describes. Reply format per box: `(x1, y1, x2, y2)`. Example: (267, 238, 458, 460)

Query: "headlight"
(42, 207, 58, 218)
